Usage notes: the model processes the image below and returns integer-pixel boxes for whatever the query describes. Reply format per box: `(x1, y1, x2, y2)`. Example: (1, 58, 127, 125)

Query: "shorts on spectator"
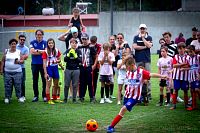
(173, 79, 189, 91)
(190, 80, 200, 90)
(47, 65, 59, 79)
(160, 79, 167, 87)
(118, 77, 128, 85)
(99, 75, 113, 83)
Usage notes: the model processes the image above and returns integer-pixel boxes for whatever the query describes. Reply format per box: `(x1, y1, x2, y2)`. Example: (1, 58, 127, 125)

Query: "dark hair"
(160, 46, 168, 52)
(9, 38, 18, 45)
(47, 38, 56, 57)
(117, 33, 124, 38)
(178, 32, 183, 38)
(177, 42, 186, 49)
(90, 36, 97, 43)
(18, 34, 26, 39)
(192, 27, 198, 31)
(70, 38, 78, 44)
(159, 38, 165, 43)
(187, 45, 195, 52)
(35, 29, 44, 35)
(162, 32, 172, 37)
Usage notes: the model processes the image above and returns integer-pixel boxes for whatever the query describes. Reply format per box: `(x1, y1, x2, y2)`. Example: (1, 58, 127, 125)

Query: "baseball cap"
(139, 24, 147, 29)
(81, 33, 89, 39)
(71, 27, 78, 33)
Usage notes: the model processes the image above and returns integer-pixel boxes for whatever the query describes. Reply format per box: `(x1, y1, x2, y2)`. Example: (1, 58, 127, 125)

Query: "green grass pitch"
(0, 54, 199, 133)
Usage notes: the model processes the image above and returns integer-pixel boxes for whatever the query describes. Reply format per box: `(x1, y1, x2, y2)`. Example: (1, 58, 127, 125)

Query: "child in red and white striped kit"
(170, 42, 192, 110)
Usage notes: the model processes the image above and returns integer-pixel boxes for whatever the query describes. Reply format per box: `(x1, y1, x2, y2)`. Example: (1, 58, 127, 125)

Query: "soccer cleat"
(32, 97, 38, 102)
(48, 100, 55, 105)
(117, 101, 121, 105)
(18, 97, 25, 103)
(4, 98, 9, 104)
(186, 107, 193, 111)
(107, 126, 115, 133)
(105, 98, 113, 103)
(100, 98, 105, 104)
(63, 99, 67, 103)
(110, 95, 116, 99)
(53, 99, 63, 103)
(177, 96, 184, 103)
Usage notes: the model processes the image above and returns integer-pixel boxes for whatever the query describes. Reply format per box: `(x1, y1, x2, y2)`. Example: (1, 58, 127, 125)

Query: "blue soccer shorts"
(123, 98, 137, 112)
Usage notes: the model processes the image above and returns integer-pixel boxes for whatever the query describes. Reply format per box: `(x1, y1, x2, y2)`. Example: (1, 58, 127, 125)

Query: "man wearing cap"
(78, 33, 97, 103)
(132, 24, 153, 102)
(186, 27, 198, 46)
(58, 26, 82, 50)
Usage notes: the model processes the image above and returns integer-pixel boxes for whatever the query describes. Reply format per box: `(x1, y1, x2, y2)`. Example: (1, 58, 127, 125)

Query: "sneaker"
(68, 96, 73, 99)
(117, 101, 121, 105)
(156, 102, 163, 106)
(56, 96, 60, 100)
(21, 96, 26, 101)
(105, 98, 113, 103)
(18, 97, 25, 103)
(107, 126, 115, 133)
(165, 103, 170, 107)
(53, 99, 63, 103)
(90, 98, 96, 104)
(170, 105, 176, 110)
(4, 98, 9, 104)
(100, 98, 105, 104)
(186, 107, 193, 111)
(63, 99, 67, 103)
(43, 97, 47, 102)
(48, 100, 55, 105)
(32, 97, 38, 102)
(110, 95, 116, 99)
(177, 96, 184, 103)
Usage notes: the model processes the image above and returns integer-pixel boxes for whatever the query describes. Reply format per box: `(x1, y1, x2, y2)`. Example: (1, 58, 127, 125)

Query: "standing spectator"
(132, 24, 153, 100)
(158, 38, 166, 57)
(170, 42, 192, 110)
(109, 35, 119, 99)
(162, 32, 184, 103)
(30, 29, 47, 102)
(175, 32, 186, 44)
(98, 43, 115, 104)
(191, 31, 200, 54)
(116, 33, 131, 59)
(16, 34, 29, 101)
(42, 38, 61, 104)
(68, 7, 85, 33)
(90, 36, 101, 100)
(0, 39, 24, 103)
(78, 33, 96, 103)
(156, 46, 173, 106)
(63, 38, 82, 103)
(58, 26, 82, 50)
(186, 27, 198, 46)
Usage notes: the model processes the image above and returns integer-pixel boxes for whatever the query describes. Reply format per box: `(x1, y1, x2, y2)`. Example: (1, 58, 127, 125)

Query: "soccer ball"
(86, 119, 98, 132)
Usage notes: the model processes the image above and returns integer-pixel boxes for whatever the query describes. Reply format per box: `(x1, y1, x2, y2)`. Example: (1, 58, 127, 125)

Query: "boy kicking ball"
(107, 56, 167, 133)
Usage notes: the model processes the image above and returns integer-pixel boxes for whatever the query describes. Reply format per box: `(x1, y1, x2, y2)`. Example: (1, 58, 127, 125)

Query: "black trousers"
(92, 68, 99, 97)
(79, 66, 94, 99)
(31, 64, 46, 98)
(21, 68, 26, 97)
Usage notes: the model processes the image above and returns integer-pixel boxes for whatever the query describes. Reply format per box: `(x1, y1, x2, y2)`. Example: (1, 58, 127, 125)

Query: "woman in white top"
(0, 39, 24, 104)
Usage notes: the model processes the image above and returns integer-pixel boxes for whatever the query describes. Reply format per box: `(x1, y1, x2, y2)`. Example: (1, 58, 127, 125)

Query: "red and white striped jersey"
(187, 55, 200, 82)
(42, 48, 61, 66)
(172, 54, 189, 81)
(124, 67, 150, 100)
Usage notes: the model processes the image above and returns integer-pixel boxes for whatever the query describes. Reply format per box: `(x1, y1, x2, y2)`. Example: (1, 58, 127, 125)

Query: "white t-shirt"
(117, 59, 126, 79)
(4, 49, 22, 72)
(157, 56, 173, 77)
(191, 40, 200, 50)
(98, 51, 115, 75)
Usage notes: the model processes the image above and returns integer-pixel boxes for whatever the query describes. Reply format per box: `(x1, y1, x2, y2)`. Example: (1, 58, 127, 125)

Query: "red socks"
(110, 115, 123, 128)
(172, 94, 177, 104)
(46, 93, 50, 101)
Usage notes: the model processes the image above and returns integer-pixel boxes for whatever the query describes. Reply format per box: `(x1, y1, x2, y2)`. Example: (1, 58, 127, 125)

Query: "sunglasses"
(117, 38, 123, 40)
(81, 38, 87, 40)
(140, 28, 145, 30)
